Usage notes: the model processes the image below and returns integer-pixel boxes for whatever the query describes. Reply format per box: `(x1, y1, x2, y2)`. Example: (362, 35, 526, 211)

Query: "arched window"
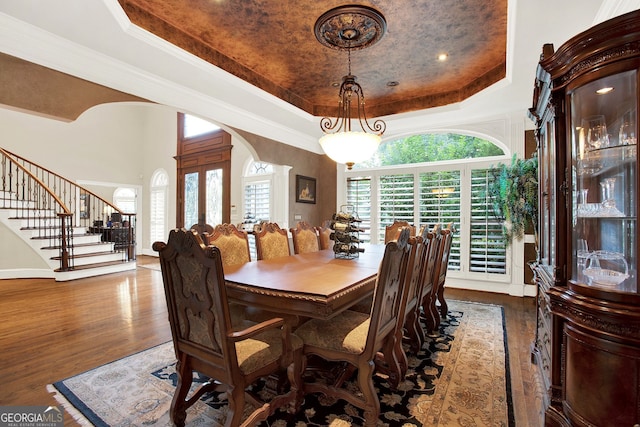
(243, 161, 273, 224)
(113, 187, 137, 214)
(150, 169, 169, 243)
(346, 132, 509, 280)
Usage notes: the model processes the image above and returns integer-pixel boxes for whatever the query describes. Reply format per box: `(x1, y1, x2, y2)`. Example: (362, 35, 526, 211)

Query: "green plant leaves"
(487, 154, 538, 246)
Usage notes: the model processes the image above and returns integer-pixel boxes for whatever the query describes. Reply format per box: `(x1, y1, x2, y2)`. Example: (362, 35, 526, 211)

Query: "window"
(346, 132, 508, 280)
(378, 174, 414, 241)
(419, 171, 461, 270)
(113, 187, 136, 213)
(150, 169, 168, 244)
(243, 162, 274, 259)
(346, 177, 372, 242)
(183, 114, 220, 138)
(470, 169, 506, 273)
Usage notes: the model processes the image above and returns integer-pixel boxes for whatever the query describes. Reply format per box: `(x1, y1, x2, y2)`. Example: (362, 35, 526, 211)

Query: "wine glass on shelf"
(576, 239, 589, 283)
(619, 110, 637, 146)
(583, 115, 610, 150)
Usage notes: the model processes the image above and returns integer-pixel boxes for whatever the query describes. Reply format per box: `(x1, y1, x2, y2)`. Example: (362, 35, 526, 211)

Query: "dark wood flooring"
(0, 256, 544, 426)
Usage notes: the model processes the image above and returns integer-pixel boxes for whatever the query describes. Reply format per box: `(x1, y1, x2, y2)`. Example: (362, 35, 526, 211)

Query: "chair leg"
(357, 360, 380, 427)
(376, 333, 404, 390)
(404, 309, 424, 354)
(422, 293, 438, 335)
(224, 385, 244, 427)
(437, 284, 448, 319)
(170, 356, 192, 427)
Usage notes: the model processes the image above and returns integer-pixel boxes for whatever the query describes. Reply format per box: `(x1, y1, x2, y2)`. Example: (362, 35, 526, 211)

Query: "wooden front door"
(176, 114, 231, 228)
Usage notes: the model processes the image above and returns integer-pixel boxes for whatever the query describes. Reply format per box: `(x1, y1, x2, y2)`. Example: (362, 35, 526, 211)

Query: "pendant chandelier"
(314, 5, 387, 170)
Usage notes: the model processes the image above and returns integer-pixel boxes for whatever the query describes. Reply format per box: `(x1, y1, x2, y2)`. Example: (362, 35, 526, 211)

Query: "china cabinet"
(529, 10, 640, 426)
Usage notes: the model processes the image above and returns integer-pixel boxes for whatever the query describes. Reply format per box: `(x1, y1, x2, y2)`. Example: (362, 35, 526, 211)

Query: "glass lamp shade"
(319, 131, 381, 169)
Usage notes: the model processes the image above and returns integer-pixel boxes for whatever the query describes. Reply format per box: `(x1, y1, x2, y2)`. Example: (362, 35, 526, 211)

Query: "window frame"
(344, 151, 513, 284)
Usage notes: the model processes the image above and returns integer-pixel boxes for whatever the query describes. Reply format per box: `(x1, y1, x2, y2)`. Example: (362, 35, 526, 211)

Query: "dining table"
(224, 244, 385, 320)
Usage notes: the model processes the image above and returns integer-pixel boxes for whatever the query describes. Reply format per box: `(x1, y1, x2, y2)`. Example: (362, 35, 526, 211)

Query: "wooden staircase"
(0, 148, 136, 281)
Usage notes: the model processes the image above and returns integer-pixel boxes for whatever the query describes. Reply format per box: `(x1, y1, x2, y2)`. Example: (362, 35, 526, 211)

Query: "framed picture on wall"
(296, 175, 316, 204)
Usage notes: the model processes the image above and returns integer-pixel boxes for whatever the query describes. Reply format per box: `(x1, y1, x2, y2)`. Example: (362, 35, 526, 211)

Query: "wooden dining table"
(224, 244, 385, 319)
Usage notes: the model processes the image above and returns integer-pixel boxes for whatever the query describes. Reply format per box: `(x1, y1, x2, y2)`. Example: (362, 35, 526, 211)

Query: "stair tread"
(10, 216, 59, 220)
(55, 260, 136, 272)
(50, 250, 123, 261)
(41, 242, 116, 250)
(31, 234, 99, 240)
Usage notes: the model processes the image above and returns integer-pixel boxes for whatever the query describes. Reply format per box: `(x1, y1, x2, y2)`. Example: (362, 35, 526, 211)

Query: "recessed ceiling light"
(387, 81, 399, 87)
(596, 87, 614, 94)
(438, 53, 448, 61)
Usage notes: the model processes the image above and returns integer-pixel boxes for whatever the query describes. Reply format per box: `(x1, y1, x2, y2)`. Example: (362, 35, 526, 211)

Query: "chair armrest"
(227, 317, 285, 342)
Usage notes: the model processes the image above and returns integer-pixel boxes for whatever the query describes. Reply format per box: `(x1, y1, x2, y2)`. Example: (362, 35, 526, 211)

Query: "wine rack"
(330, 205, 364, 259)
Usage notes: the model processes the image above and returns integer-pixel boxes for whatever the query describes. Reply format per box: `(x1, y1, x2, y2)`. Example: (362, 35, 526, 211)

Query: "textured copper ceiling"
(118, 0, 507, 118)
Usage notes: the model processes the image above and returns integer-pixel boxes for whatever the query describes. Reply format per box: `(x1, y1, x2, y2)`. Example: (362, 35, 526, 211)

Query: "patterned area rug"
(48, 300, 514, 426)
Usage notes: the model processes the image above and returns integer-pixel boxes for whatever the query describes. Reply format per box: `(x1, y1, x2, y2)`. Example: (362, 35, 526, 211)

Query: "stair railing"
(0, 148, 136, 271)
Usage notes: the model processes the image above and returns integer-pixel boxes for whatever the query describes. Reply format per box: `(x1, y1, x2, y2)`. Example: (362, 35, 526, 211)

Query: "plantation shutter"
(419, 171, 461, 270)
(150, 187, 166, 243)
(378, 174, 415, 242)
(346, 177, 372, 243)
(470, 169, 506, 273)
(244, 181, 270, 260)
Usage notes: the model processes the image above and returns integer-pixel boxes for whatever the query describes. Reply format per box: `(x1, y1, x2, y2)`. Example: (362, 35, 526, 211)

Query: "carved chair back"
(384, 220, 416, 243)
(290, 221, 320, 254)
(316, 223, 332, 250)
(255, 222, 291, 260)
(209, 223, 251, 267)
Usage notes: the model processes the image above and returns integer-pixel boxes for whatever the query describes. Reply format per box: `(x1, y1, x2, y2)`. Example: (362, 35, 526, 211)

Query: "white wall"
(0, 102, 256, 266)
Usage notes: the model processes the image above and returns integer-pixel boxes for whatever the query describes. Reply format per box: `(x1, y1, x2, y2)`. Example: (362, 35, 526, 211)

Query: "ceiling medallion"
(315, 5, 388, 170)
(314, 5, 387, 51)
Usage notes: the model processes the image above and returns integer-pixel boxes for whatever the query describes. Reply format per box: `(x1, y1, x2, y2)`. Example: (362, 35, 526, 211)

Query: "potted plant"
(487, 154, 538, 251)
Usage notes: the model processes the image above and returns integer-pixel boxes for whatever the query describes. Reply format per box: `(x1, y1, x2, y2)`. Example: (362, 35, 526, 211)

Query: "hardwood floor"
(0, 256, 544, 426)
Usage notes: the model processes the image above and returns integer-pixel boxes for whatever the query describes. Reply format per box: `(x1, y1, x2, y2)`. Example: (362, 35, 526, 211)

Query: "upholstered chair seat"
(295, 310, 370, 354)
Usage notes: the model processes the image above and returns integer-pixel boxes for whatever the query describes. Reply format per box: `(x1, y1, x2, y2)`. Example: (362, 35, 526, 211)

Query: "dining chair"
(406, 228, 440, 353)
(294, 228, 412, 427)
(374, 233, 425, 389)
(435, 222, 455, 320)
(255, 222, 291, 260)
(422, 224, 452, 334)
(384, 220, 416, 243)
(153, 229, 303, 427)
(290, 221, 320, 254)
(208, 223, 252, 267)
(316, 221, 332, 250)
(399, 226, 436, 356)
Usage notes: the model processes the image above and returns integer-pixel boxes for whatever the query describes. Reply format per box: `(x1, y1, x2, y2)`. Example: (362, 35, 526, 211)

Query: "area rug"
(47, 300, 514, 426)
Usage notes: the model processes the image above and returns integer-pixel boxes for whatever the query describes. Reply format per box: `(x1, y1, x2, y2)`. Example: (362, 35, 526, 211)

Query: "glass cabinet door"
(570, 69, 637, 293)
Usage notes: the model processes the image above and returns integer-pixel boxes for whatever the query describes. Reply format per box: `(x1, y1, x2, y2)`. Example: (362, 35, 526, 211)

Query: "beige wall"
(234, 129, 337, 227)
